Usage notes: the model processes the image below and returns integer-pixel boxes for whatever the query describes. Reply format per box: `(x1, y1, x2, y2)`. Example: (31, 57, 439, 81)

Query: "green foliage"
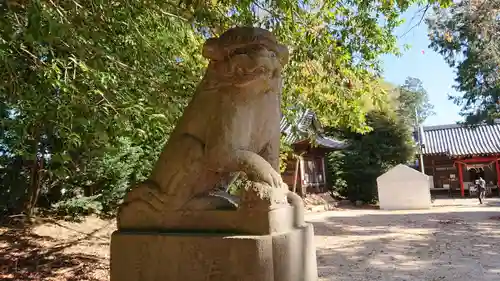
(41, 137, 155, 216)
(427, 1, 500, 123)
(78, 137, 154, 214)
(395, 77, 435, 125)
(181, 0, 453, 132)
(326, 150, 349, 196)
(0, 1, 205, 217)
(327, 110, 415, 202)
(0, 157, 30, 215)
(0, 0, 453, 217)
(227, 174, 249, 196)
(326, 77, 432, 203)
(279, 137, 294, 173)
(51, 195, 103, 218)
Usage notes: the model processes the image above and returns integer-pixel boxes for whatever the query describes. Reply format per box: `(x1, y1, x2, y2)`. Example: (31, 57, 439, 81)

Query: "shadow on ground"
(310, 205, 500, 281)
(3, 202, 500, 281)
(0, 219, 111, 280)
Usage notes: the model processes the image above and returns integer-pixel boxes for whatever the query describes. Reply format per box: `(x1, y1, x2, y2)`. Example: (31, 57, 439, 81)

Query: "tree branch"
(399, 4, 431, 39)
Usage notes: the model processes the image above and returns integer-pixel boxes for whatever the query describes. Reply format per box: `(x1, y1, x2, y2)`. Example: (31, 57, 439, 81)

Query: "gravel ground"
(308, 198, 500, 281)
(2, 198, 500, 280)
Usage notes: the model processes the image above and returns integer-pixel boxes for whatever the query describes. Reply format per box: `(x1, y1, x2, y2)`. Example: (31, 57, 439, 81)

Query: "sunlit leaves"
(181, 0, 452, 133)
(427, 1, 500, 123)
(0, 0, 207, 213)
(327, 110, 416, 202)
(395, 77, 435, 126)
(0, 0, 455, 215)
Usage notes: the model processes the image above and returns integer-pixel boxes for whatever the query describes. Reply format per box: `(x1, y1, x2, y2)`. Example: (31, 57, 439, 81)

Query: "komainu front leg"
(233, 149, 284, 189)
(259, 141, 280, 173)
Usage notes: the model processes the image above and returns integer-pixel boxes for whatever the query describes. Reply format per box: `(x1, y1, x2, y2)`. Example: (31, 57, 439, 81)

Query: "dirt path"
(310, 199, 500, 281)
(0, 217, 114, 280)
(2, 198, 500, 280)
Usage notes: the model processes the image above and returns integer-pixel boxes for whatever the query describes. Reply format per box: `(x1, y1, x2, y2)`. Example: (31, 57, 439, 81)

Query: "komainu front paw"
(239, 181, 288, 210)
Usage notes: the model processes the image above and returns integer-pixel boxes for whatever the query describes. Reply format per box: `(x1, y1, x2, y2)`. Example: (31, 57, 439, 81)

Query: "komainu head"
(202, 27, 289, 88)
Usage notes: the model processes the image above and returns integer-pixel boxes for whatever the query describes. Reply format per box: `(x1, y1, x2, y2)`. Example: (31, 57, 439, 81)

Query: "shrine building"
(416, 122, 500, 197)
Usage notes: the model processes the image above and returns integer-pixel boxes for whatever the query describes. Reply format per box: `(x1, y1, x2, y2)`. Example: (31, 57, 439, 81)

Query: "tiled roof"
(280, 109, 348, 149)
(420, 123, 500, 156)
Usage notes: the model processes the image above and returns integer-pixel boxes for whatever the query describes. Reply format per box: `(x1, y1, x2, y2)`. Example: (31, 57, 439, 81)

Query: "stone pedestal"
(110, 223, 317, 281)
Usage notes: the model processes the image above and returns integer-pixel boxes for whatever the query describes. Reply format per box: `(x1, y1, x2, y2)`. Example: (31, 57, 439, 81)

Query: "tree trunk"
(25, 128, 42, 217)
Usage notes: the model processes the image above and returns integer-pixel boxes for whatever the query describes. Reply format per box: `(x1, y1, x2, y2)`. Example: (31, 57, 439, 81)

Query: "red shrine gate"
(454, 157, 500, 197)
(418, 123, 500, 197)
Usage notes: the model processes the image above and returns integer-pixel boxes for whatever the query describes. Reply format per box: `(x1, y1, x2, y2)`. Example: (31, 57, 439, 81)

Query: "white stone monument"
(377, 164, 431, 210)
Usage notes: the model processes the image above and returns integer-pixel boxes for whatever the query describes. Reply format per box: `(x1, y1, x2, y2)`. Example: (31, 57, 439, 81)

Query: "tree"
(180, 0, 453, 132)
(0, 0, 453, 217)
(0, 1, 206, 216)
(427, 0, 500, 124)
(395, 77, 435, 125)
(327, 110, 415, 203)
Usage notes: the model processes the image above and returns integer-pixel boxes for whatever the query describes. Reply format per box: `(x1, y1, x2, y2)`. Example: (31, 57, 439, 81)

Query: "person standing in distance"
(478, 176, 486, 204)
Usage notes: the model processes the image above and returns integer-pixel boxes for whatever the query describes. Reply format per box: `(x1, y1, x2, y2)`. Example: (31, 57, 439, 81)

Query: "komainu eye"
(232, 47, 247, 56)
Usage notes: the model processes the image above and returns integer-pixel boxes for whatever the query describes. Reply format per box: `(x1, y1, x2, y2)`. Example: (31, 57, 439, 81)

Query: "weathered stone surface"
(117, 186, 305, 235)
(117, 26, 301, 232)
(111, 224, 317, 281)
(118, 27, 292, 227)
(110, 27, 318, 281)
(118, 205, 295, 235)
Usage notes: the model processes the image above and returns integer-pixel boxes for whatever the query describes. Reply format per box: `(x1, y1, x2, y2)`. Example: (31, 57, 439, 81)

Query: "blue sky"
(381, 5, 462, 126)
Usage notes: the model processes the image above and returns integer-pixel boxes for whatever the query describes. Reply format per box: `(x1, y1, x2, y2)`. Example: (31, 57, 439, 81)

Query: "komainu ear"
(202, 38, 223, 61)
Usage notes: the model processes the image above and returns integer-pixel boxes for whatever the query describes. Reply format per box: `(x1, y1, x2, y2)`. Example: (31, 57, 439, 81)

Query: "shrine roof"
(280, 109, 348, 150)
(419, 123, 500, 157)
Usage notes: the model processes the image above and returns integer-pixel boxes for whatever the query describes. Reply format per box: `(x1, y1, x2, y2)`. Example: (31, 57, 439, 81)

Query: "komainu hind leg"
(117, 180, 168, 229)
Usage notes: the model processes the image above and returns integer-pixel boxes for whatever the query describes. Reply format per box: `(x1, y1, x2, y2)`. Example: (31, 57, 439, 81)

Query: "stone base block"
(110, 224, 318, 281)
(118, 205, 296, 235)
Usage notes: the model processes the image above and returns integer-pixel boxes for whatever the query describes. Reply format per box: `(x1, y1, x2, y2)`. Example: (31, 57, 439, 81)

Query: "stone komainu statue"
(111, 27, 318, 281)
(117, 26, 304, 230)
